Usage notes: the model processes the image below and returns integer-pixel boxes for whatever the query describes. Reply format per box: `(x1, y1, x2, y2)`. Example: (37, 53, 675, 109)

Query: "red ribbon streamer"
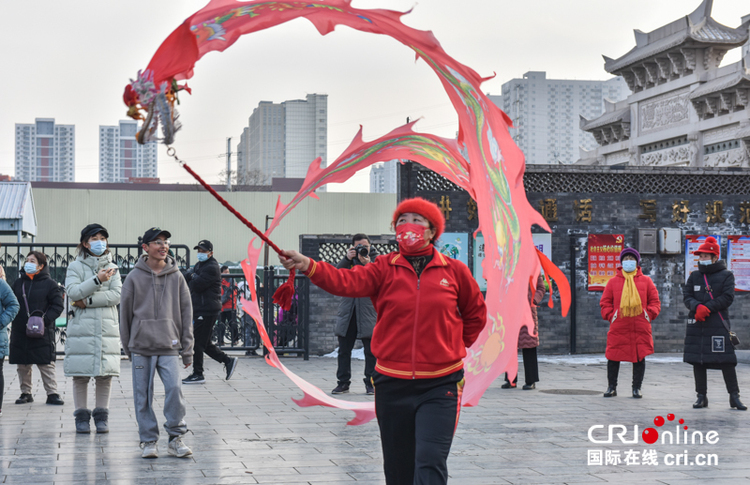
(179, 160, 297, 310)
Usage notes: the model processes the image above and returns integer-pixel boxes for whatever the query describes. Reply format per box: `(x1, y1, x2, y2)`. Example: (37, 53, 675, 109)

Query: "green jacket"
(64, 253, 122, 377)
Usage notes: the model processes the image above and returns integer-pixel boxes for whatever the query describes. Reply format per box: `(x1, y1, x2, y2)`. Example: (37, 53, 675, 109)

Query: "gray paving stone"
(2, 354, 749, 483)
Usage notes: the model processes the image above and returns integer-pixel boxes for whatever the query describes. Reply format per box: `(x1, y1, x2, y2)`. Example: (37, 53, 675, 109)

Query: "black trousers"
(504, 347, 539, 385)
(607, 359, 646, 389)
(336, 313, 376, 385)
(373, 369, 463, 485)
(692, 363, 740, 395)
(193, 313, 229, 375)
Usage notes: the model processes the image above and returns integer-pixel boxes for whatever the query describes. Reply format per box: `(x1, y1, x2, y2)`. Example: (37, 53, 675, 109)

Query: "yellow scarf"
(619, 269, 642, 317)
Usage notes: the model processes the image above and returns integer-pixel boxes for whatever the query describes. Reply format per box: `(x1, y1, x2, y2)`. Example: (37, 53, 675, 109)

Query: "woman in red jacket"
(280, 197, 486, 485)
(600, 248, 661, 399)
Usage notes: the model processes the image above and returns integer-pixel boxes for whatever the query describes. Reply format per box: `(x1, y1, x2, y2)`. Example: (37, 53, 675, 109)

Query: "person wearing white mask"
(599, 248, 661, 399)
(64, 224, 122, 433)
(683, 237, 745, 410)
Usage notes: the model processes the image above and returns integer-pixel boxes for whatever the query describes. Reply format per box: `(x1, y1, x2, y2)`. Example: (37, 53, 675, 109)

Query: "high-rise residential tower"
(236, 94, 327, 184)
(15, 118, 75, 182)
(369, 160, 399, 193)
(490, 72, 629, 164)
(99, 120, 158, 183)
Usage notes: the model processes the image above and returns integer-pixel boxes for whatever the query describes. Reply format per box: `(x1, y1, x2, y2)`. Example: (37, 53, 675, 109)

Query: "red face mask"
(396, 223, 429, 253)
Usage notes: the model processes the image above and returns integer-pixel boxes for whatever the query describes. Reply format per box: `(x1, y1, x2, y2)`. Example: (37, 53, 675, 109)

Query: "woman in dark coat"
(9, 251, 65, 405)
(502, 274, 545, 390)
(683, 237, 746, 410)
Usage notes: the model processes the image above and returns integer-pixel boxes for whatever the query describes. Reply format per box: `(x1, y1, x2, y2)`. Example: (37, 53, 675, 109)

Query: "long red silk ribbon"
(125, 0, 578, 419)
(179, 160, 297, 310)
(535, 248, 571, 317)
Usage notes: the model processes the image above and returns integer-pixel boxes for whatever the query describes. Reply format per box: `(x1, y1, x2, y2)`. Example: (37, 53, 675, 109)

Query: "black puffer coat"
(682, 260, 736, 366)
(9, 266, 65, 365)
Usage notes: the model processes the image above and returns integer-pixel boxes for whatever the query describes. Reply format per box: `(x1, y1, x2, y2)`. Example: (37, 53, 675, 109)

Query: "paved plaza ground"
(1, 352, 749, 484)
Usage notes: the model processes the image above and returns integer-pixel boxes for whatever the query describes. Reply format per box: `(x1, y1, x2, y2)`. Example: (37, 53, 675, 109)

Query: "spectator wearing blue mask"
(64, 223, 121, 433)
(599, 248, 661, 399)
(10, 251, 65, 406)
(182, 240, 238, 384)
(683, 237, 745, 411)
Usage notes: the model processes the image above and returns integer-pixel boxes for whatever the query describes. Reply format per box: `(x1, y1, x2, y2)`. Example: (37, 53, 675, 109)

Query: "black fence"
(0, 243, 309, 359)
(215, 270, 309, 360)
(0, 243, 192, 287)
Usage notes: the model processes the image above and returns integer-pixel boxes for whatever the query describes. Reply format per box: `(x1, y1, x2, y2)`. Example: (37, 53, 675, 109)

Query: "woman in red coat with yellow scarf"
(599, 248, 661, 399)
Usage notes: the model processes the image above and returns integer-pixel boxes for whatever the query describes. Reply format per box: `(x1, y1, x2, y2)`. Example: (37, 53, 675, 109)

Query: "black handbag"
(703, 275, 740, 347)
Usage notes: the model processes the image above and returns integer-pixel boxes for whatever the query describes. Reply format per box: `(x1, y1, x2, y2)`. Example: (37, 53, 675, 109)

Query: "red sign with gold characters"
(588, 234, 625, 291)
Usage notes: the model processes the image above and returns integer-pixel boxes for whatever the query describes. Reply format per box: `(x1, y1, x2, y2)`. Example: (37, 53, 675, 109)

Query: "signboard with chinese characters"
(436, 232, 469, 266)
(727, 236, 750, 292)
(587, 234, 624, 291)
(684, 235, 721, 283)
(473, 233, 551, 291)
(474, 233, 486, 291)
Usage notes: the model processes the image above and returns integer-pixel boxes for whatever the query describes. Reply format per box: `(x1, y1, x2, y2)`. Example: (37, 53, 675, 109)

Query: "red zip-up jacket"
(305, 247, 487, 379)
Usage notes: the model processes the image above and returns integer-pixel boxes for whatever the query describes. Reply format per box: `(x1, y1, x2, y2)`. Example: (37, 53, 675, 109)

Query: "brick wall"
(402, 163, 750, 355)
(301, 165, 750, 355)
(301, 234, 396, 355)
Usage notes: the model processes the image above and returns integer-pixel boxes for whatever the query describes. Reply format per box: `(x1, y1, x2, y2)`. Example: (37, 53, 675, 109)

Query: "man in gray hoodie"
(120, 228, 194, 459)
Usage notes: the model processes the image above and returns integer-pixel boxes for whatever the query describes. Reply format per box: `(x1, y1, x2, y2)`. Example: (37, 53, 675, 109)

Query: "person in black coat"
(182, 240, 238, 384)
(9, 251, 65, 405)
(683, 237, 746, 411)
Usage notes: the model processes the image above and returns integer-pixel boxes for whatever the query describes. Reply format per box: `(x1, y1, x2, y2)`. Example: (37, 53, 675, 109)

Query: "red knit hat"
(695, 236, 720, 256)
(393, 197, 445, 242)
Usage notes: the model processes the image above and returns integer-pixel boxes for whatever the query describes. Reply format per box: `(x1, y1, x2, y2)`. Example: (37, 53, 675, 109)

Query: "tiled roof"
(604, 1, 748, 74)
(690, 70, 750, 99)
(580, 107, 630, 131)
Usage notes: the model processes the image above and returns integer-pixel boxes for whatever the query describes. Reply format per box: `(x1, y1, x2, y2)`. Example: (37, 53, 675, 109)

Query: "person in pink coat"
(599, 248, 661, 399)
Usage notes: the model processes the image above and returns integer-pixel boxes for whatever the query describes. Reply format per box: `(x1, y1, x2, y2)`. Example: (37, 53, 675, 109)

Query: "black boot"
(632, 388, 642, 399)
(729, 393, 747, 411)
(603, 387, 617, 398)
(693, 394, 708, 408)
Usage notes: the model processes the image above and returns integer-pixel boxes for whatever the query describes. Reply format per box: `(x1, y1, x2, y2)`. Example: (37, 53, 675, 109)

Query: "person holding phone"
(64, 224, 122, 433)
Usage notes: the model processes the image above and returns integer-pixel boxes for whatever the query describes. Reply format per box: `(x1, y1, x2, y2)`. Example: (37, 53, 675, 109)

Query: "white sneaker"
(140, 441, 159, 459)
(167, 437, 192, 458)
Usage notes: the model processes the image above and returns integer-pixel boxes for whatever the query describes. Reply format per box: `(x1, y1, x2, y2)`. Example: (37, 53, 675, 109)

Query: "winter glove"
(695, 304, 711, 322)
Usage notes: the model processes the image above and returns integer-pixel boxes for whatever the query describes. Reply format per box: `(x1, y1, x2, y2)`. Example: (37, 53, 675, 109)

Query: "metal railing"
(0, 243, 191, 353)
(0, 244, 309, 359)
(261, 268, 310, 360)
(211, 270, 310, 359)
(213, 273, 262, 355)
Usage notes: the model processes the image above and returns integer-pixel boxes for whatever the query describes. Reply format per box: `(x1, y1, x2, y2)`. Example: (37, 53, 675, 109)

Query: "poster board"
(587, 234, 624, 291)
(436, 232, 469, 266)
(684, 235, 721, 283)
(473, 233, 551, 291)
(727, 235, 750, 292)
